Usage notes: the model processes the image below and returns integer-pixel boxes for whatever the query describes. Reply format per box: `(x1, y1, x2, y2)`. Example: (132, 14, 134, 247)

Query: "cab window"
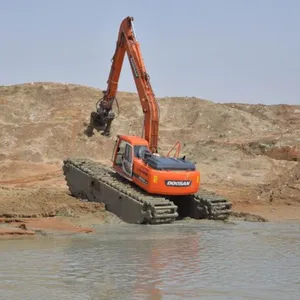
(124, 144, 132, 163)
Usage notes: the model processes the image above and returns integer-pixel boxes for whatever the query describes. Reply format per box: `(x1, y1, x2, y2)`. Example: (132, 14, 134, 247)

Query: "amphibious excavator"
(63, 16, 232, 224)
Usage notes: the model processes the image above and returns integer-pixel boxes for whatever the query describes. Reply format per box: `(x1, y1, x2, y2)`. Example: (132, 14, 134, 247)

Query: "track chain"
(194, 191, 232, 220)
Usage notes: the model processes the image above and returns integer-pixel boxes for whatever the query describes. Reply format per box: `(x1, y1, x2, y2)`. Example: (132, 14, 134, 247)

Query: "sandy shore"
(0, 217, 94, 238)
(1, 198, 299, 239)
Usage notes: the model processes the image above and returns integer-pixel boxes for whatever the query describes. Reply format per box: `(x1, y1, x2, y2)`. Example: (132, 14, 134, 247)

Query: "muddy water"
(1, 221, 300, 300)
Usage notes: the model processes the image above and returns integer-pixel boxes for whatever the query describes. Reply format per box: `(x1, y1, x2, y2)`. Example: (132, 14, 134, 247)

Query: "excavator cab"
(112, 135, 201, 196)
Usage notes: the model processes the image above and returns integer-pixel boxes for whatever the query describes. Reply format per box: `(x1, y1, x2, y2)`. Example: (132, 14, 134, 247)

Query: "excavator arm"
(87, 17, 159, 153)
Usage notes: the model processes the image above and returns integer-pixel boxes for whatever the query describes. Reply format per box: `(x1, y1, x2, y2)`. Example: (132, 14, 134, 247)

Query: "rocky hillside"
(1, 82, 300, 207)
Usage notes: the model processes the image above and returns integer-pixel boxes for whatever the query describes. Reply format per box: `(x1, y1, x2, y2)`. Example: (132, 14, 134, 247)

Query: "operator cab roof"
(118, 135, 149, 146)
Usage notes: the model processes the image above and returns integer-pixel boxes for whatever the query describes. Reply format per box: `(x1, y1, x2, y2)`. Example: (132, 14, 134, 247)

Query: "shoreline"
(0, 216, 95, 238)
(1, 202, 299, 239)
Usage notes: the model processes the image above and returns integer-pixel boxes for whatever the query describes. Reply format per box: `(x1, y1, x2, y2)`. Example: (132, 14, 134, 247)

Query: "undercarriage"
(63, 158, 232, 224)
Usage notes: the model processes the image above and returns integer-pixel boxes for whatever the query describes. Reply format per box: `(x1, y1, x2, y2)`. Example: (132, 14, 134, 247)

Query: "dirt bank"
(0, 217, 93, 238)
(0, 187, 124, 237)
(1, 82, 300, 231)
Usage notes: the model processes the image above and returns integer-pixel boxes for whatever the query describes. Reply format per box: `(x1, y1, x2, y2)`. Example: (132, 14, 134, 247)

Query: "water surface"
(1, 220, 300, 299)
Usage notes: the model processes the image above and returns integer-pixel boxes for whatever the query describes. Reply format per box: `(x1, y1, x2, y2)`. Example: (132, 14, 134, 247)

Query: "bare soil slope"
(1, 82, 300, 222)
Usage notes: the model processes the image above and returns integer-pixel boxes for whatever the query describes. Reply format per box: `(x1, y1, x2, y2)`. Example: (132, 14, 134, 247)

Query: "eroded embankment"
(0, 187, 125, 237)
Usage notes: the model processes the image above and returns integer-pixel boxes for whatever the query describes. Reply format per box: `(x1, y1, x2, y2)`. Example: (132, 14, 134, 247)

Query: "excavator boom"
(86, 17, 159, 153)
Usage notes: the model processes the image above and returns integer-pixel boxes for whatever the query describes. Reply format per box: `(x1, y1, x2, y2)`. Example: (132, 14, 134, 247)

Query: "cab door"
(122, 142, 133, 178)
(113, 138, 134, 180)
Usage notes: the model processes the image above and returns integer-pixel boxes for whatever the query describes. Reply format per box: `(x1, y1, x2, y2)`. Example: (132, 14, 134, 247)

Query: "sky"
(0, 0, 299, 104)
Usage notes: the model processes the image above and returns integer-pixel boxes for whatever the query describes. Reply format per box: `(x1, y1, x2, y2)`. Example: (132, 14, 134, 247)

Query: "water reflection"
(57, 225, 205, 299)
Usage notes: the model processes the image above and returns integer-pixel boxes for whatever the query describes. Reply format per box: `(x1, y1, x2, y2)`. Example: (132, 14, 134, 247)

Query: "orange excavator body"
(112, 135, 200, 195)
(63, 17, 232, 224)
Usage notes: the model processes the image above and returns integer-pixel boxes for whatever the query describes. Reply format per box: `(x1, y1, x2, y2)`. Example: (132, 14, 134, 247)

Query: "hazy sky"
(0, 0, 299, 104)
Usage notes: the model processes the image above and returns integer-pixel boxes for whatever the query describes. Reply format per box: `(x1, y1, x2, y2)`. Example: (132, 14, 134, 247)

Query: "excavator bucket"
(84, 98, 116, 137)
